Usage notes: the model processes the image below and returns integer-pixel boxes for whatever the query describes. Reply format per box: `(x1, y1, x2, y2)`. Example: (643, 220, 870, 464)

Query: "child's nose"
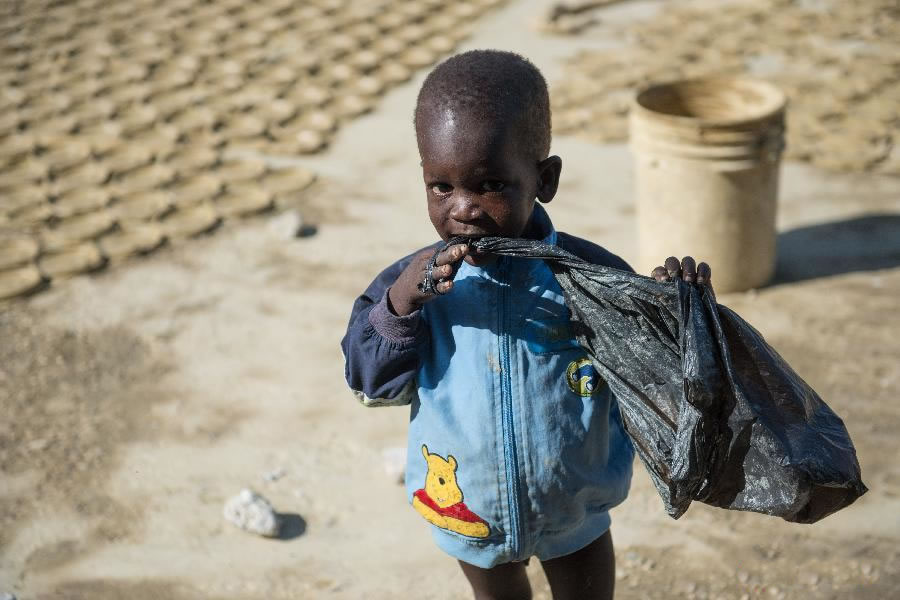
(448, 192, 484, 223)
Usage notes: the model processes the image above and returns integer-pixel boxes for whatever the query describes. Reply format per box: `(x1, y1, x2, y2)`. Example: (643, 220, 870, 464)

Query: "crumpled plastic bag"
(472, 236, 867, 523)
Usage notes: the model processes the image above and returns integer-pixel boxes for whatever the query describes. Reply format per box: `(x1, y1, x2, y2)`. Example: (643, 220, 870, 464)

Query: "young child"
(341, 50, 709, 600)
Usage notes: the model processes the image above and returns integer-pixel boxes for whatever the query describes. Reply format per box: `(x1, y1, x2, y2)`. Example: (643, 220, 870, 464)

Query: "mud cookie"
(215, 186, 275, 218)
(375, 61, 413, 86)
(1, 184, 48, 216)
(39, 210, 116, 252)
(6, 203, 53, 227)
(38, 241, 106, 278)
(97, 223, 166, 261)
(131, 125, 181, 162)
(50, 188, 111, 219)
(259, 99, 297, 126)
(71, 98, 116, 126)
(0, 232, 40, 271)
(0, 158, 48, 188)
(217, 158, 267, 185)
(219, 114, 267, 141)
(399, 48, 437, 70)
(0, 264, 44, 299)
(41, 138, 92, 175)
(169, 174, 223, 209)
(261, 167, 317, 197)
(169, 106, 219, 134)
(28, 115, 79, 142)
(112, 190, 174, 222)
(371, 36, 407, 58)
(0, 134, 36, 162)
(161, 202, 221, 238)
(102, 145, 154, 176)
(288, 85, 333, 109)
(332, 94, 373, 120)
(168, 146, 221, 177)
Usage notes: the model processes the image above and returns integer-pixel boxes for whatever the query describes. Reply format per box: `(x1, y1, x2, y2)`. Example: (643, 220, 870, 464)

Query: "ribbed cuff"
(368, 290, 424, 343)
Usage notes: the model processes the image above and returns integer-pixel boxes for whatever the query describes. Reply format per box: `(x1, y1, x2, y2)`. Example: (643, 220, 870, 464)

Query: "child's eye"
(431, 183, 453, 194)
(481, 180, 505, 193)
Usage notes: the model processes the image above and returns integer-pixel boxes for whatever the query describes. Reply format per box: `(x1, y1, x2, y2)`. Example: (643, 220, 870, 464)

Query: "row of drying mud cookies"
(0, 0, 508, 299)
(2, 143, 314, 219)
(0, 164, 316, 299)
(1, 0, 507, 164)
(0, 0, 497, 88)
(546, 0, 898, 174)
(0, 0, 501, 185)
(0, 36, 472, 155)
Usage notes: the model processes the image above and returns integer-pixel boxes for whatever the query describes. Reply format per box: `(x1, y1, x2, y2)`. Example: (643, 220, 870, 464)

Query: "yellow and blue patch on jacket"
(566, 358, 602, 397)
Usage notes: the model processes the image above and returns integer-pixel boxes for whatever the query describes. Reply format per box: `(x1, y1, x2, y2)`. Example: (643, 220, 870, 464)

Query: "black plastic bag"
(472, 237, 867, 523)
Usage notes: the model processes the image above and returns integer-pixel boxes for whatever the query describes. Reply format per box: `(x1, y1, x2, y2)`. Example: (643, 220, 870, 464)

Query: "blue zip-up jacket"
(341, 205, 634, 568)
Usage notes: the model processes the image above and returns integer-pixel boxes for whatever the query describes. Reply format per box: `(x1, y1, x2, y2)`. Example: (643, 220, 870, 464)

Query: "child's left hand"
(651, 256, 712, 288)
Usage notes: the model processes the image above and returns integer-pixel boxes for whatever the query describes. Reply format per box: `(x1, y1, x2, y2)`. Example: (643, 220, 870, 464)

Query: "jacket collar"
(527, 203, 558, 247)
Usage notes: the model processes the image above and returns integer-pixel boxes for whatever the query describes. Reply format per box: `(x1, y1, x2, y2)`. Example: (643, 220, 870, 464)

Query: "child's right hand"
(387, 243, 470, 316)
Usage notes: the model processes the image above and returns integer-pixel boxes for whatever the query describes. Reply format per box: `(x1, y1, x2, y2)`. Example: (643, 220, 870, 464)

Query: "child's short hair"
(414, 50, 552, 162)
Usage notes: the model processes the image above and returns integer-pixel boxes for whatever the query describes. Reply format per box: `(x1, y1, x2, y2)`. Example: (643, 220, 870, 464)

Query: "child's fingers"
(697, 262, 712, 285)
(651, 266, 669, 281)
(664, 256, 681, 279)
(433, 263, 455, 280)
(681, 256, 697, 283)
(434, 243, 469, 267)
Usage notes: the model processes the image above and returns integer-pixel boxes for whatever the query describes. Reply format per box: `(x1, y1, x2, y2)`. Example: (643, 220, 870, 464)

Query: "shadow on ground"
(772, 214, 900, 285)
(277, 513, 307, 541)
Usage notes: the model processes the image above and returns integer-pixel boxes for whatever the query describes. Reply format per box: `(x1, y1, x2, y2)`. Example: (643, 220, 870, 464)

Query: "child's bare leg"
(539, 530, 615, 600)
(458, 558, 532, 600)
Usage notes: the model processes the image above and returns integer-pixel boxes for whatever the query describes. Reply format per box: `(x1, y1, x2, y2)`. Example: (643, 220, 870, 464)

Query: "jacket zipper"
(498, 258, 522, 557)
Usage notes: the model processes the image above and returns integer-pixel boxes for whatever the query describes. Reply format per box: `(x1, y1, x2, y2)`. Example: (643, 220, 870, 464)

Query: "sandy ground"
(2, 1, 900, 598)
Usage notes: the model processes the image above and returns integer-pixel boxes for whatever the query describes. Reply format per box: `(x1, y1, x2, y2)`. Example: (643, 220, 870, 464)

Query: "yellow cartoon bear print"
(412, 445, 490, 538)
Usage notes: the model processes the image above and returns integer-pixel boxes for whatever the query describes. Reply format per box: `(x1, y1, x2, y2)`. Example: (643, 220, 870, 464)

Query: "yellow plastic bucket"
(630, 77, 787, 292)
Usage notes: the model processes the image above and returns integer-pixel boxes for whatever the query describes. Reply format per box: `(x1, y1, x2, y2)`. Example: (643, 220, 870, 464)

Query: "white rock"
(1, 593, 17, 600)
(267, 210, 303, 240)
(223, 488, 281, 537)
(381, 446, 406, 484)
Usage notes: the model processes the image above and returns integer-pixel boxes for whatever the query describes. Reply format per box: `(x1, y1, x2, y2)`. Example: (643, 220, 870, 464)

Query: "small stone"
(267, 210, 304, 240)
(737, 571, 750, 583)
(861, 563, 873, 576)
(1, 592, 17, 600)
(27, 438, 49, 451)
(381, 446, 406, 484)
(804, 573, 820, 586)
(223, 488, 281, 537)
(263, 467, 286, 483)
(768, 586, 780, 596)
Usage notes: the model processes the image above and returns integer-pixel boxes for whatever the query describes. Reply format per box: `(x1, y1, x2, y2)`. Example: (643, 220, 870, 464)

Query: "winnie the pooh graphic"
(412, 445, 490, 538)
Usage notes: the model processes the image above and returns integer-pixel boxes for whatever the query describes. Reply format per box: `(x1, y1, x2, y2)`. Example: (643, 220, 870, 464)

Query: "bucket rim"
(633, 76, 787, 129)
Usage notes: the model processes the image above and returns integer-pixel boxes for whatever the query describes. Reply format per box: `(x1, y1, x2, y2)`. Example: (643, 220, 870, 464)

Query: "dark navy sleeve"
(340, 251, 430, 407)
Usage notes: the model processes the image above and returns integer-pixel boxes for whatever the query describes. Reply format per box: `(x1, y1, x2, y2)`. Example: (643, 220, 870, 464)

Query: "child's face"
(417, 108, 558, 264)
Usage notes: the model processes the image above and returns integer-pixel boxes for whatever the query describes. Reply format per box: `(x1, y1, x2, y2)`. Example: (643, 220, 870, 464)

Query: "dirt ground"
(2, 1, 899, 599)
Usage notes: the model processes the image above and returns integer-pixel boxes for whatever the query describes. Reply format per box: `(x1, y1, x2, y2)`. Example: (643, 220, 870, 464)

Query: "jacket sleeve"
(340, 252, 430, 407)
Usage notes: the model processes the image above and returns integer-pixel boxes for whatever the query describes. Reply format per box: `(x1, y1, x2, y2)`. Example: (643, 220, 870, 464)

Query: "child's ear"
(536, 156, 562, 204)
